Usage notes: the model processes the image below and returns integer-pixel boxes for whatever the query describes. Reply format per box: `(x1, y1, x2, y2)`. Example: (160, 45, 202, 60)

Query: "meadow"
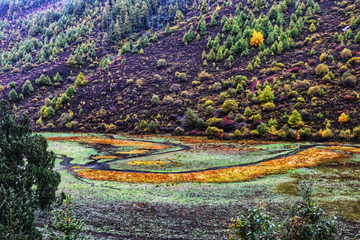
(37, 133, 360, 239)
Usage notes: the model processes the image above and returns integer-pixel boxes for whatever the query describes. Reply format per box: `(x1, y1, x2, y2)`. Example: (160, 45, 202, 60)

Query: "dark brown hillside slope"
(4, 0, 360, 142)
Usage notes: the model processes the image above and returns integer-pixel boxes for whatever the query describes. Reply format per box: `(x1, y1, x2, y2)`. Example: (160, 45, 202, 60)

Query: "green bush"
(45, 106, 55, 119)
(353, 126, 360, 139)
(205, 126, 224, 136)
(259, 86, 274, 103)
(8, 81, 16, 89)
(8, 89, 18, 101)
(148, 120, 156, 133)
(342, 71, 356, 87)
(181, 108, 206, 131)
(35, 74, 52, 86)
(53, 72, 63, 82)
(257, 122, 269, 136)
(315, 64, 329, 77)
(74, 72, 87, 87)
(61, 94, 70, 105)
(157, 59, 167, 68)
(221, 100, 238, 113)
(244, 107, 252, 117)
(66, 86, 76, 97)
(228, 179, 339, 240)
(21, 80, 34, 96)
(151, 94, 160, 105)
(288, 110, 302, 127)
(262, 102, 275, 111)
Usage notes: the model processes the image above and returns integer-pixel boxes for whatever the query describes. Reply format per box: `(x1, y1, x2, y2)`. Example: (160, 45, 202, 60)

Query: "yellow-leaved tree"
(250, 31, 264, 47)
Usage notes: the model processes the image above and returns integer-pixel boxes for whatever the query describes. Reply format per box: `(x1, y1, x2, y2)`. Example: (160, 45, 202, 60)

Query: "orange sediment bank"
(323, 146, 360, 153)
(74, 148, 349, 183)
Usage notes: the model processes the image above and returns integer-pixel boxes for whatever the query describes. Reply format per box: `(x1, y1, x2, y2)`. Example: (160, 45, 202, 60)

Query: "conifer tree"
(207, 49, 215, 61)
(0, 100, 60, 237)
(21, 80, 34, 96)
(164, 23, 172, 34)
(216, 49, 223, 61)
(197, 16, 207, 35)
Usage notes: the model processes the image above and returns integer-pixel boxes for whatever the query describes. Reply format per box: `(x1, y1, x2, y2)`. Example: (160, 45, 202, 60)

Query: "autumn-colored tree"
(250, 31, 264, 47)
(338, 112, 348, 124)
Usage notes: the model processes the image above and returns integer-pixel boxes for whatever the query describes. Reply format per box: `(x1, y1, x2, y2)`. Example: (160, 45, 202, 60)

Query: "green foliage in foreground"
(0, 100, 61, 239)
(228, 179, 339, 240)
(46, 195, 87, 240)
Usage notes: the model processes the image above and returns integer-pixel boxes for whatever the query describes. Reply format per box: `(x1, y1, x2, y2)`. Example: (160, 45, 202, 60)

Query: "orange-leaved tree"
(338, 112, 348, 124)
(250, 31, 264, 47)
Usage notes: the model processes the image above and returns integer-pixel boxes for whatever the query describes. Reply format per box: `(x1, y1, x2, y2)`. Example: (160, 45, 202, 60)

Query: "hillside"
(1, 0, 360, 142)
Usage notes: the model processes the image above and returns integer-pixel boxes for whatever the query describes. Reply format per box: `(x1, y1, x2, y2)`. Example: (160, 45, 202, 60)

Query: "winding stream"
(46, 133, 360, 175)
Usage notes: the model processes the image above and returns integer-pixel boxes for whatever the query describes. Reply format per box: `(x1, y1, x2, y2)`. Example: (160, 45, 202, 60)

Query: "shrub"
(339, 129, 351, 139)
(140, 120, 147, 128)
(315, 64, 329, 76)
(35, 74, 52, 86)
(234, 75, 248, 87)
(164, 23, 172, 34)
(341, 48, 352, 59)
(249, 114, 262, 122)
(45, 106, 55, 119)
(8, 89, 18, 101)
(74, 72, 87, 87)
(257, 122, 269, 136)
(244, 107, 252, 117)
(353, 126, 360, 139)
(298, 127, 311, 139)
(309, 22, 316, 32)
(259, 86, 274, 103)
(181, 108, 206, 131)
(151, 94, 160, 105)
(321, 128, 333, 139)
(148, 120, 156, 133)
(342, 71, 356, 87)
(8, 81, 16, 89)
(61, 94, 70, 105)
(205, 118, 223, 127)
(262, 102, 275, 111)
(355, 31, 360, 43)
(250, 31, 264, 47)
(170, 84, 181, 92)
(163, 95, 173, 104)
(250, 130, 259, 136)
(157, 59, 167, 68)
(204, 100, 213, 106)
(234, 129, 241, 137)
(22, 80, 34, 96)
(53, 72, 62, 82)
(66, 86, 76, 97)
(221, 100, 238, 113)
(205, 126, 223, 136)
(308, 86, 323, 97)
(219, 92, 228, 102)
(288, 110, 302, 127)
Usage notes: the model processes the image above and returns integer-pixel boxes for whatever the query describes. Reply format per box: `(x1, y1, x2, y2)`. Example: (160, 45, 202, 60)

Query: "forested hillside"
(1, 0, 360, 142)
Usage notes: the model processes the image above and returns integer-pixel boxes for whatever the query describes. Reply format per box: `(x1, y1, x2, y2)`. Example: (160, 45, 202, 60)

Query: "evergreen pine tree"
(216, 49, 223, 61)
(197, 16, 207, 35)
(21, 80, 34, 96)
(164, 23, 172, 34)
(0, 100, 60, 237)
